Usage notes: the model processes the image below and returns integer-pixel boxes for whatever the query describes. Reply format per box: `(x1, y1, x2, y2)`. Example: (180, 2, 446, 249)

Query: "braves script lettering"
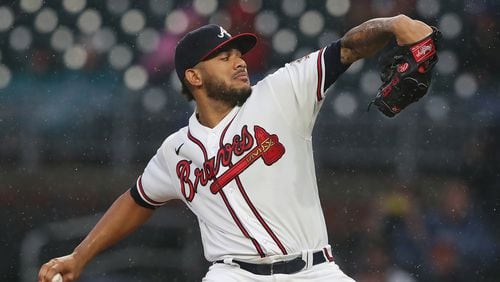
(176, 126, 253, 201)
(176, 126, 285, 201)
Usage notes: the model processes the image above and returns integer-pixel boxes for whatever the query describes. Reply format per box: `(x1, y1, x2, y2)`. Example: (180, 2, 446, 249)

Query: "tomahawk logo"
(176, 126, 285, 202)
(210, 126, 285, 194)
(217, 26, 231, 38)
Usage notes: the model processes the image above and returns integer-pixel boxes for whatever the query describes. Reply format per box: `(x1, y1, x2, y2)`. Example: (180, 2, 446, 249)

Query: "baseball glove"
(370, 27, 440, 117)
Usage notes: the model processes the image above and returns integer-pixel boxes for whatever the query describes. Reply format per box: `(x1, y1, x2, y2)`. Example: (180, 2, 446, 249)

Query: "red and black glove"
(370, 27, 440, 117)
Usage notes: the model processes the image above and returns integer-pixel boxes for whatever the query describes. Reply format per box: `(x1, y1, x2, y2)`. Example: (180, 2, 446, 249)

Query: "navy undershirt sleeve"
(323, 40, 351, 91)
(130, 184, 157, 210)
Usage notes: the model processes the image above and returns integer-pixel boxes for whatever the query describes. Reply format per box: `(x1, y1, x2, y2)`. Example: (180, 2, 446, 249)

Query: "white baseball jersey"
(131, 41, 349, 262)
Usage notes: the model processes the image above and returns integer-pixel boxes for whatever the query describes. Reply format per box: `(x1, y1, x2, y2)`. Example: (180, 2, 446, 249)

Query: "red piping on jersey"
(188, 127, 265, 257)
(234, 177, 288, 255)
(188, 130, 208, 160)
(316, 48, 325, 102)
(220, 121, 288, 256)
(137, 175, 167, 206)
(220, 190, 266, 257)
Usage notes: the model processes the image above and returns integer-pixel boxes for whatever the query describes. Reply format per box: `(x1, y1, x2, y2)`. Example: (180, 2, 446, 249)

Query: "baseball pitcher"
(39, 14, 438, 281)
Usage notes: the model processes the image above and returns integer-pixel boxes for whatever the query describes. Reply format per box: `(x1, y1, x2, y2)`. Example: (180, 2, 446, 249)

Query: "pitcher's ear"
(185, 68, 202, 87)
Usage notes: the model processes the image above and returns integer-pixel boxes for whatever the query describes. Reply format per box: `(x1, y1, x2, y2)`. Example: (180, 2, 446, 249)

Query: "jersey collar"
(188, 106, 241, 137)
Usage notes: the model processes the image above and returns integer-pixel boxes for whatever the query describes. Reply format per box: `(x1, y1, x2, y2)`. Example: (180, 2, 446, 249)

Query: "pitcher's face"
(198, 48, 252, 106)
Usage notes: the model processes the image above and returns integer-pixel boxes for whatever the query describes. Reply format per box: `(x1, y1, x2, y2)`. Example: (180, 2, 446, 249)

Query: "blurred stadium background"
(1, 0, 499, 281)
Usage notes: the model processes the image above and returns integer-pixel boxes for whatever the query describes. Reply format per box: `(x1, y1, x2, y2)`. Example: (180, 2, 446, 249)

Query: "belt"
(215, 250, 329, 275)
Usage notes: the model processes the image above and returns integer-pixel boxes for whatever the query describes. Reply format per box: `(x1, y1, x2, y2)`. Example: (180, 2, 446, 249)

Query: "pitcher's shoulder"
(159, 126, 189, 152)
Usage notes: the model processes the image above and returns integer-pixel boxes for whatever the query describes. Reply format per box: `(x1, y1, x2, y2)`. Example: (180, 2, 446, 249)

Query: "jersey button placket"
(207, 131, 218, 155)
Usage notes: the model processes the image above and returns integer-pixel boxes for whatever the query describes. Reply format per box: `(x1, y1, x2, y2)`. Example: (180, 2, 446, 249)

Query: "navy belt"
(215, 250, 328, 275)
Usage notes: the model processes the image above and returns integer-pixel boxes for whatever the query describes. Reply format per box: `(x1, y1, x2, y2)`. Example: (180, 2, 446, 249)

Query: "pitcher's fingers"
(38, 259, 56, 281)
(39, 259, 62, 282)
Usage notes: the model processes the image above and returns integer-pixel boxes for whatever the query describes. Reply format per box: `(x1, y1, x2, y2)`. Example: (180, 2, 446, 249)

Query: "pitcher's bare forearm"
(72, 190, 154, 266)
(340, 17, 394, 64)
(340, 15, 433, 64)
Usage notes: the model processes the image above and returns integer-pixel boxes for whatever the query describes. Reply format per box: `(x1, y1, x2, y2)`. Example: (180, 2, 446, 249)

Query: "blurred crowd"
(325, 119, 500, 282)
(325, 177, 499, 282)
(2, 0, 499, 80)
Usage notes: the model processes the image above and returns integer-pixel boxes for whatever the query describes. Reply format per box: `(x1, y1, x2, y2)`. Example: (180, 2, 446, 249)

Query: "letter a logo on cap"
(217, 26, 231, 38)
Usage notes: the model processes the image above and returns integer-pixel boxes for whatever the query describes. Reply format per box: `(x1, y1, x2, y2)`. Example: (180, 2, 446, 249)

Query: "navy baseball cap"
(174, 24, 257, 82)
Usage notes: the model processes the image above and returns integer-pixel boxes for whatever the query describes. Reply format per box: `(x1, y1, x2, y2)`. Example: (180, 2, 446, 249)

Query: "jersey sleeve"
(130, 140, 179, 209)
(256, 40, 350, 136)
(323, 40, 351, 91)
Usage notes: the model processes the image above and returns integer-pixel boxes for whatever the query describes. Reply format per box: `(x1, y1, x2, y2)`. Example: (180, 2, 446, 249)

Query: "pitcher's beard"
(205, 78, 252, 107)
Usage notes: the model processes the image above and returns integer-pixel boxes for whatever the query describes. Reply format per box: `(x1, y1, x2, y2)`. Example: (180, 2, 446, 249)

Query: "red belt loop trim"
(323, 247, 334, 262)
